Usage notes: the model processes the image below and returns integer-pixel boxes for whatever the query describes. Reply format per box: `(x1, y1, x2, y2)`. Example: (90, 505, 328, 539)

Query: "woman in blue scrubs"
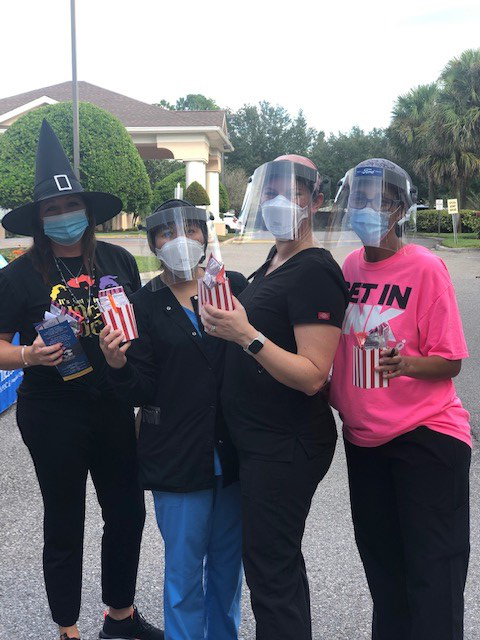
(100, 200, 248, 640)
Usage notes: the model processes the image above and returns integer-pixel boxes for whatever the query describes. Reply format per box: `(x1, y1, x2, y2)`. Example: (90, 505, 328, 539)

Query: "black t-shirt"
(0, 241, 141, 400)
(221, 247, 349, 461)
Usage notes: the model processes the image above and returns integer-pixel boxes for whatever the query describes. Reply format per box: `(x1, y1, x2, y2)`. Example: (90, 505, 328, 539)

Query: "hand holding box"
(97, 286, 138, 341)
(198, 254, 234, 314)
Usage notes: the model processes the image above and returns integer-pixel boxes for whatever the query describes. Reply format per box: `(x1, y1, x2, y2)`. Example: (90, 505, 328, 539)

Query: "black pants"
(239, 442, 335, 640)
(17, 394, 146, 627)
(345, 426, 470, 640)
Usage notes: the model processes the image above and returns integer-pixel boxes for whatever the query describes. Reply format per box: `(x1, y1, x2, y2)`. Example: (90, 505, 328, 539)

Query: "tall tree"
(311, 127, 392, 197)
(154, 95, 219, 111)
(222, 166, 248, 212)
(226, 102, 317, 175)
(389, 83, 438, 206)
(432, 48, 480, 207)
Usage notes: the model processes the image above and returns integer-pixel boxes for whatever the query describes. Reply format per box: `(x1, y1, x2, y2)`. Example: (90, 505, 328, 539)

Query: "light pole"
(70, 0, 80, 179)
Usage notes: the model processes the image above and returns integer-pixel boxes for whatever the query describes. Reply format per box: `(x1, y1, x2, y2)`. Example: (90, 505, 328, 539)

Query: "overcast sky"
(1, 0, 479, 136)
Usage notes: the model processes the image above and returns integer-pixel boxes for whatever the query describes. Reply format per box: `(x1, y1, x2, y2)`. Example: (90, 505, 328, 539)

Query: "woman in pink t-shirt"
(329, 158, 471, 640)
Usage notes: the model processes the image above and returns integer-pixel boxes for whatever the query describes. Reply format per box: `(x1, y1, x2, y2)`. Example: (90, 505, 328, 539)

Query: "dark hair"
(147, 199, 208, 254)
(147, 218, 208, 254)
(27, 202, 97, 283)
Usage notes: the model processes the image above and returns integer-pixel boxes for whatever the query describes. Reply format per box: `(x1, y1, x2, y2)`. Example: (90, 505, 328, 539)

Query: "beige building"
(0, 82, 233, 237)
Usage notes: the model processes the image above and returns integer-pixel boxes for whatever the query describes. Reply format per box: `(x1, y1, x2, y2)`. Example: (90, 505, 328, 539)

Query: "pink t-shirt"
(330, 244, 471, 448)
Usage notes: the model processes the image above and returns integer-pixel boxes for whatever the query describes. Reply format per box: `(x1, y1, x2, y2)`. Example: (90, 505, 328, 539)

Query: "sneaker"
(60, 635, 80, 640)
(99, 606, 164, 639)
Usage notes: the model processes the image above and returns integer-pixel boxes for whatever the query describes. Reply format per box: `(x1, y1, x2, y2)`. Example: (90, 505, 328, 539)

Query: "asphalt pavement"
(0, 240, 479, 639)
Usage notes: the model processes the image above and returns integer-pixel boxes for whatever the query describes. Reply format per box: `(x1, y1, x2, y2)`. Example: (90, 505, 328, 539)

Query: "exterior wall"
(185, 161, 206, 188)
(206, 170, 220, 218)
(111, 211, 135, 230)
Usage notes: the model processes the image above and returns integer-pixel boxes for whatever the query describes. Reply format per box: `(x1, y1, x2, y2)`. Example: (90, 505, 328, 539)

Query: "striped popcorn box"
(352, 346, 389, 389)
(98, 286, 138, 341)
(197, 277, 234, 315)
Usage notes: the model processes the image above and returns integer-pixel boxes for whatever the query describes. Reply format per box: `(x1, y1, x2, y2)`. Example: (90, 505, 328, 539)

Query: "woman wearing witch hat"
(0, 120, 163, 640)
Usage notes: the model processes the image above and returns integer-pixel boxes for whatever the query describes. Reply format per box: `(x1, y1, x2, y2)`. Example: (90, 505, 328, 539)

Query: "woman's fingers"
(203, 303, 229, 320)
(107, 334, 126, 351)
(102, 328, 124, 346)
(119, 342, 131, 354)
(39, 342, 64, 355)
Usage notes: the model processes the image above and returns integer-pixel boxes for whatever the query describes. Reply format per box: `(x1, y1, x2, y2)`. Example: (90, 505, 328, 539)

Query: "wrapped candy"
(46, 302, 83, 337)
(353, 323, 391, 389)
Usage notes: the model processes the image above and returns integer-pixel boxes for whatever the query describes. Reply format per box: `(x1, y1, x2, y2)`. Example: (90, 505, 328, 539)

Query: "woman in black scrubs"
(201, 154, 349, 640)
(0, 120, 161, 640)
(100, 200, 248, 640)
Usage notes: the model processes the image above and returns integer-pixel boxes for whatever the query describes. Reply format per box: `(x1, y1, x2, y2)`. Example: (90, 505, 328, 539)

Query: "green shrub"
(219, 182, 230, 213)
(0, 102, 152, 216)
(415, 209, 480, 236)
(185, 181, 210, 206)
(151, 168, 186, 210)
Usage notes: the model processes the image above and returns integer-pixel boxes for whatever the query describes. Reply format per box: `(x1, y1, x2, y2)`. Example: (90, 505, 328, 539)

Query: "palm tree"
(389, 83, 438, 206)
(432, 49, 480, 208)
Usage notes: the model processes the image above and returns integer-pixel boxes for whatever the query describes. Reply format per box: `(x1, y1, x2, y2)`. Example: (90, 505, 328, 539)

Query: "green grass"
(96, 230, 146, 237)
(134, 255, 159, 273)
(417, 232, 480, 248)
(0, 247, 26, 262)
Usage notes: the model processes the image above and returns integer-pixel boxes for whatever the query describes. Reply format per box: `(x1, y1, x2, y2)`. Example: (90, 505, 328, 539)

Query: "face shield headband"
(239, 161, 320, 241)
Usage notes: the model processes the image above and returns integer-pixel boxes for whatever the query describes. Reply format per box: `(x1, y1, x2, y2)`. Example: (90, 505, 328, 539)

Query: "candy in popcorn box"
(353, 323, 390, 389)
(97, 286, 138, 341)
(198, 254, 234, 314)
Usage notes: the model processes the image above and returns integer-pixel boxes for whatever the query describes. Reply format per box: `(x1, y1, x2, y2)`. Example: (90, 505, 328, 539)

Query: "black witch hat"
(2, 119, 123, 236)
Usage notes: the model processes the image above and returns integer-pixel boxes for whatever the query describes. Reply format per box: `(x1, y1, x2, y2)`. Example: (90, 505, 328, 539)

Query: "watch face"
(248, 339, 264, 354)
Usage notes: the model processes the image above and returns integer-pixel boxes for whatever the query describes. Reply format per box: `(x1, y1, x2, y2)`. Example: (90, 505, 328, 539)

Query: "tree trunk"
(428, 174, 435, 209)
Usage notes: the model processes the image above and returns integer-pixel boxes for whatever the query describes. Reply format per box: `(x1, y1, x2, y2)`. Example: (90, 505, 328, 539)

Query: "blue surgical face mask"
(348, 207, 391, 247)
(43, 209, 89, 246)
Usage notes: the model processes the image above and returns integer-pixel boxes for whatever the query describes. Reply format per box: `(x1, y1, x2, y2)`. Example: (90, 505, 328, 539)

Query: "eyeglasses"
(349, 192, 402, 212)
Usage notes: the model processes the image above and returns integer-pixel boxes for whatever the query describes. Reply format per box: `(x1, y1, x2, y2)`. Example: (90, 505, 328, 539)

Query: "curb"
(434, 243, 480, 252)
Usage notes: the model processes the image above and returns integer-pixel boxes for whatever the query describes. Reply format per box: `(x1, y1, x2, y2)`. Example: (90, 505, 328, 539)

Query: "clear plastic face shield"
(327, 161, 417, 255)
(234, 160, 321, 243)
(142, 206, 222, 291)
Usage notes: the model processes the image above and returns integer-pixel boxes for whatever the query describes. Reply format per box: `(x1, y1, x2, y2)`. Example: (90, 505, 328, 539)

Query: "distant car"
(223, 211, 242, 233)
(416, 204, 430, 210)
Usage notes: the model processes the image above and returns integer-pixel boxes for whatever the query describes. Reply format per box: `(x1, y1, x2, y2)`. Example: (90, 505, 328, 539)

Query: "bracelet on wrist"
(21, 345, 30, 368)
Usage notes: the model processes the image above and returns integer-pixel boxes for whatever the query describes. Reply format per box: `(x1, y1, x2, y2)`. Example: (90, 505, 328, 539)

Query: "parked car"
(223, 211, 242, 233)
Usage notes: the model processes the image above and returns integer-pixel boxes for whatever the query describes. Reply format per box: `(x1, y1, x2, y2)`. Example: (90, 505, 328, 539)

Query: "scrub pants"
(239, 442, 336, 640)
(345, 426, 471, 640)
(152, 477, 242, 640)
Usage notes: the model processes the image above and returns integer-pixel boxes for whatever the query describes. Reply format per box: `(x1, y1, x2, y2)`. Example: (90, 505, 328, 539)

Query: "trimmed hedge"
(151, 168, 186, 210)
(185, 181, 210, 206)
(0, 102, 152, 216)
(416, 210, 480, 237)
(219, 182, 230, 213)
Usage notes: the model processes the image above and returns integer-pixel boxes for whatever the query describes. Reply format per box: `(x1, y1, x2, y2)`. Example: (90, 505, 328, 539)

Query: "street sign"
(436, 199, 444, 211)
(447, 199, 459, 214)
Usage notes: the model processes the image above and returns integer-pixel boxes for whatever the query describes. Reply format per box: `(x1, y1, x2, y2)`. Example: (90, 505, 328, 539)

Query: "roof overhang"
(126, 125, 234, 152)
(0, 95, 59, 125)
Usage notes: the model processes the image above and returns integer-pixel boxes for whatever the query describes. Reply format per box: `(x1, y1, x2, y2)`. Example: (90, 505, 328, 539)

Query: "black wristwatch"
(244, 332, 266, 356)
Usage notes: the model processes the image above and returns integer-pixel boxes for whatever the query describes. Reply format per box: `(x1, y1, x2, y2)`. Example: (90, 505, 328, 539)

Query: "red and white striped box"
(352, 346, 389, 389)
(98, 286, 138, 341)
(197, 278, 234, 315)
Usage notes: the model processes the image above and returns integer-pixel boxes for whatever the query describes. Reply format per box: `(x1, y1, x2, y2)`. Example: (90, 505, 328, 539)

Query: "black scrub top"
(108, 271, 249, 492)
(0, 241, 141, 402)
(221, 247, 349, 462)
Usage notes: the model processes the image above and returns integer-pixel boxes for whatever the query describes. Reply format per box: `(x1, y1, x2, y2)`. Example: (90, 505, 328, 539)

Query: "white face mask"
(261, 195, 309, 240)
(155, 237, 204, 276)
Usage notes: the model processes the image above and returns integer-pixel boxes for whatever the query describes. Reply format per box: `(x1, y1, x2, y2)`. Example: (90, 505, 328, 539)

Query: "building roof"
(0, 81, 227, 130)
